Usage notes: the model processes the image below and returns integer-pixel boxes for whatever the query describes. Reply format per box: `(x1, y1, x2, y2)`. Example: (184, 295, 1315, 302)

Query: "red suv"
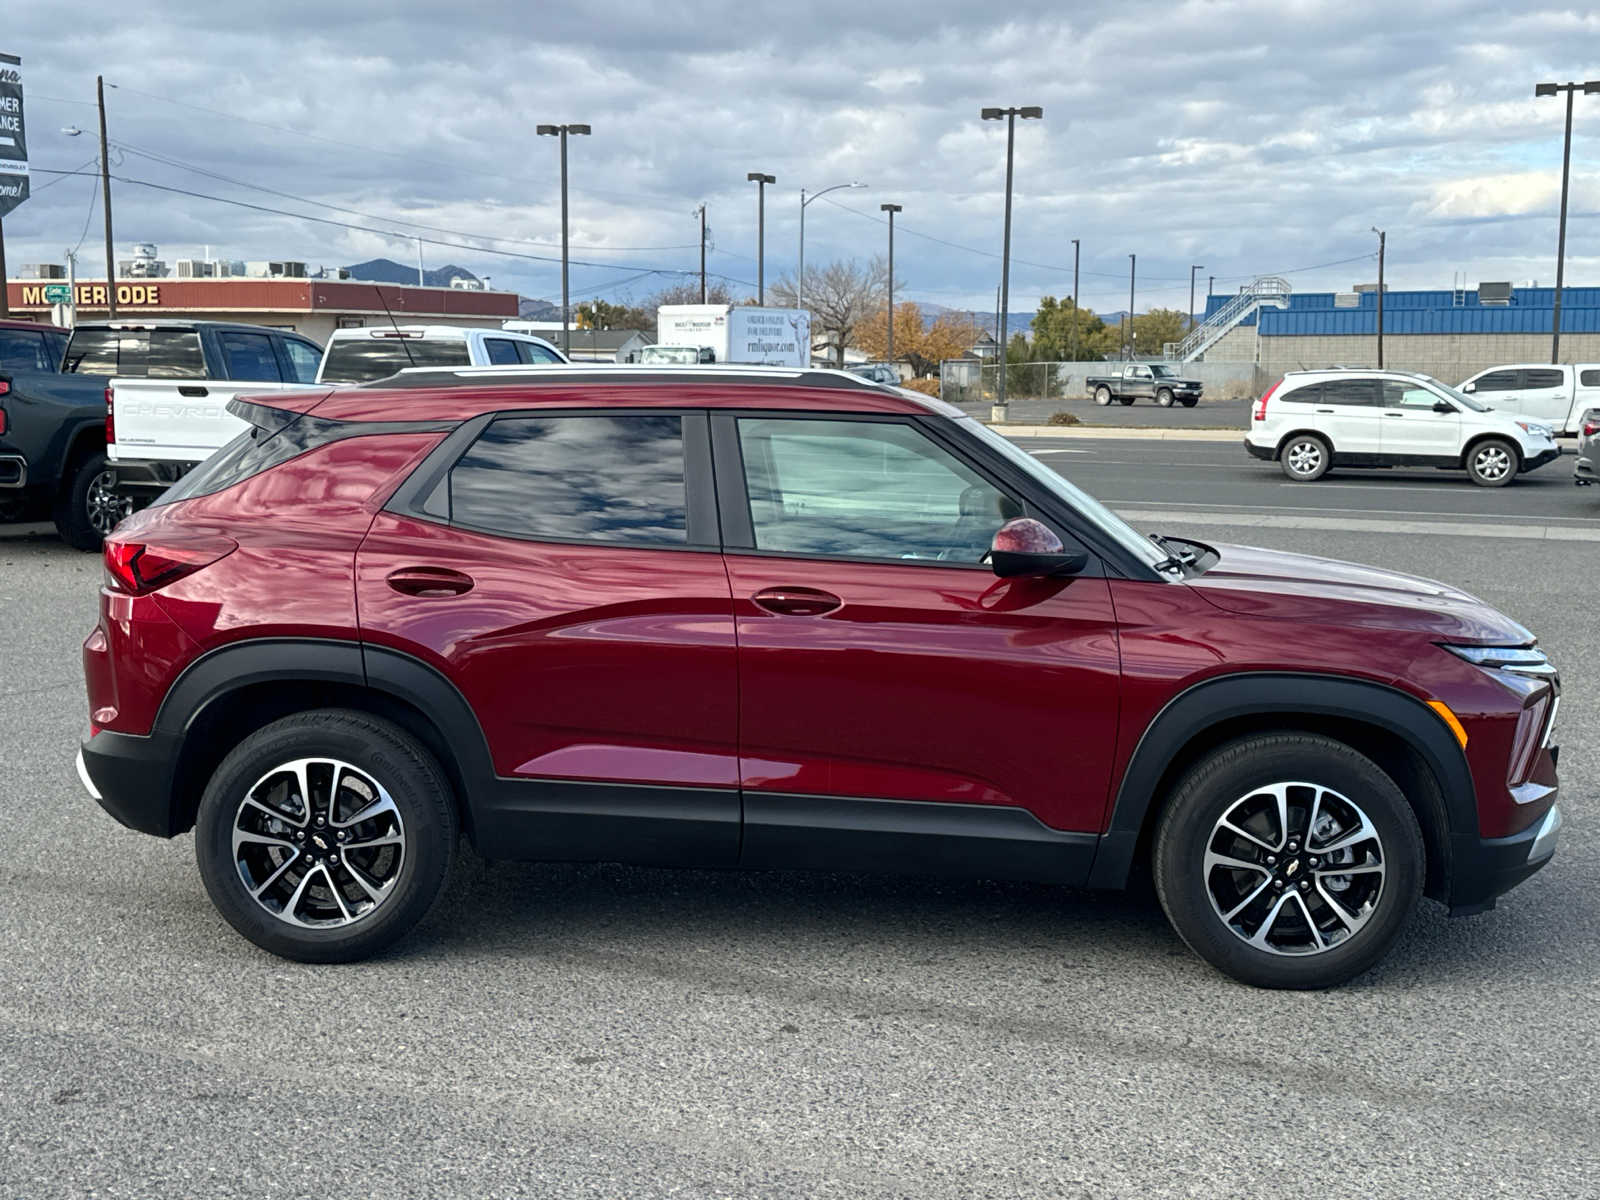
(77, 367, 1562, 988)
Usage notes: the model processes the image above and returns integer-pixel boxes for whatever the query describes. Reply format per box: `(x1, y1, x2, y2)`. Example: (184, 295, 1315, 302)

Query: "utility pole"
(97, 75, 116, 318)
(1126, 254, 1136, 360)
(1371, 227, 1386, 368)
(1535, 81, 1599, 362)
(415, 236, 424, 286)
(1070, 238, 1080, 362)
(747, 172, 775, 302)
(1188, 264, 1204, 333)
(697, 204, 707, 303)
(880, 203, 901, 367)
(1208, 274, 1214, 311)
(993, 284, 1000, 366)
(536, 122, 591, 356)
(980, 105, 1043, 419)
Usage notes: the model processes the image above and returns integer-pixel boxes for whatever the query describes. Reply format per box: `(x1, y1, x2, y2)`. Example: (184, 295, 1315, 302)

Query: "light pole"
(1188, 264, 1204, 334)
(1535, 80, 1599, 363)
(1070, 238, 1080, 362)
(747, 172, 775, 303)
(980, 104, 1043, 420)
(535, 122, 590, 355)
(799, 182, 865, 310)
(1126, 253, 1136, 360)
(880, 203, 901, 367)
(1371, 226, 1386, 368)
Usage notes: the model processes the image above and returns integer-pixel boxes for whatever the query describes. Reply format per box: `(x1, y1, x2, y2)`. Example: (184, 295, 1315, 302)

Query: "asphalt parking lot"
(2, 443, 1595, 1199)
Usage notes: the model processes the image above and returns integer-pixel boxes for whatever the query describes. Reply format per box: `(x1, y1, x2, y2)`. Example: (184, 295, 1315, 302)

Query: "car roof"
(307, 365, 960, 423)
(71, 318, 311, 337)
(1279, 367, 1436, 381)
(325, 324, 549, 342)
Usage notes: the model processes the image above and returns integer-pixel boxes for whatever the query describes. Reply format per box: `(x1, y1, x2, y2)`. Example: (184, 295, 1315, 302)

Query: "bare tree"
(648, 279, 737, 309)
(769, 257, 887, 367)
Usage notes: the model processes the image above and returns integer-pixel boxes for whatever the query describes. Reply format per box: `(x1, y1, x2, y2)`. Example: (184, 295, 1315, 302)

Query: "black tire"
(1094, 386, 1113, 406)
(1180, 396, 1198, 408)
(1465, 437, 1518, 487)
(1279, 433, 1330, 481)
(1153, 733, 1423, 989)
(195, 709, 458, 963)
(1119, 396, 1136, 406)
(1156, 388, 1175, 407)
(54, 451, 131, 551)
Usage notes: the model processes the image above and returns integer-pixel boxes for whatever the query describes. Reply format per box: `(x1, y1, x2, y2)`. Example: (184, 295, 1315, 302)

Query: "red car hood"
(1189, 542, 1533, 644)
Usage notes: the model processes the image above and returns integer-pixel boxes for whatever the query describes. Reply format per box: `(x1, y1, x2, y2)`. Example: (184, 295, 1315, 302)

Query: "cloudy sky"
(4, 1, 1597, 316)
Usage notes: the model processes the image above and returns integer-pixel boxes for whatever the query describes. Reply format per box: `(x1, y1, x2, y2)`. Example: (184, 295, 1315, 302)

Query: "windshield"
(1421, 375, 1493, 412)
(320, 338, 469, 383)
(956, 416, 1174, 574)
(644, 346, 703, 364)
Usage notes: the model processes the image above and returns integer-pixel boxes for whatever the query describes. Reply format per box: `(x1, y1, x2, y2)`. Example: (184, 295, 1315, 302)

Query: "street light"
(1070, 238, 1080, 362)
(798, 181, 865, 310)
(1535, 80, 1600, 363)
(880, 203, 902, 366)
(980, 104, 1043, 419)
(1371, 226, 1386, 368)
(536, 122, 591, 355)
(1188, 264, 1204, 334)
(747, 172, 776, 303)
(1125, 253, 1136, 360)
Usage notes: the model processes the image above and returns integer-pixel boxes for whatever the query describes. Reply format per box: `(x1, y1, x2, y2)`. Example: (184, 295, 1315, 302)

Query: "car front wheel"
(195, 709, 457, 962)
(1156, 388, 1174, 407)
(1466, 438, 1518, 487)
(1279, 434, 1330, 481)
(1153, 733, 1423, 989)
(1095, 386, 1113, 406)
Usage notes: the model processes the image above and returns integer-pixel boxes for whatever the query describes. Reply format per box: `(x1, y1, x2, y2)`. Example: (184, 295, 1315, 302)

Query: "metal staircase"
(1164, 276, 1291, 362)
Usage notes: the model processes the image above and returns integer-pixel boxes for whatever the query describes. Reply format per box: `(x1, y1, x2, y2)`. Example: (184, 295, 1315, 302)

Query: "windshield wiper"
(1148, 534, 1195, 575)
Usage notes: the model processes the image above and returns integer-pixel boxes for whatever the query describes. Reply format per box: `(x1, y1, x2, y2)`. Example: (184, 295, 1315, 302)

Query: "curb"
(990, 424, 1244, 442)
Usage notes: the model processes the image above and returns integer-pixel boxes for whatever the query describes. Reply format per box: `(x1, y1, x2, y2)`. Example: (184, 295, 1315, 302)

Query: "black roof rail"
(360, 364, 894, 392)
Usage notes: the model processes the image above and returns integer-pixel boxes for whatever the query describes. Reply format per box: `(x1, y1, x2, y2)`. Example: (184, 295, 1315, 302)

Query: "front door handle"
(752, 586, 842, 616)
(386, 566, 475, 597)
(1384, 411, 1404, 417)
(1316, 408, 1335, 413)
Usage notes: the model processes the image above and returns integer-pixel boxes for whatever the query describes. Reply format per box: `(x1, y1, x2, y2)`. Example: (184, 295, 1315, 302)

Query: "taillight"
(105, 385, 115, 445)
(1584, 418, 1600, 437)
(1253, 381, 1281, 421)
(103, 532, 237, 595)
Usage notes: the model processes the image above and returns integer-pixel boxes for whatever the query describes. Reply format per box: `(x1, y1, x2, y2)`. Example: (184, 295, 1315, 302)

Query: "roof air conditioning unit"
(174, 259, 216, 278)
(269, 261, 308, 278)
(1477, 281, 1513, 305)
(24, 263, 67, 279)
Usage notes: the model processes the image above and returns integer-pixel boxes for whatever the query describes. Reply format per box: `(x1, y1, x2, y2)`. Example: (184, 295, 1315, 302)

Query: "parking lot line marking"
(1113, 508, 1600, 542)
(1099, 498, 1595, 523)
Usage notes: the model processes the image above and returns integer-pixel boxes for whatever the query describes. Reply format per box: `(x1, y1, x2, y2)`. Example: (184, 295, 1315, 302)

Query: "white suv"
(1245, 369, 1562, 487)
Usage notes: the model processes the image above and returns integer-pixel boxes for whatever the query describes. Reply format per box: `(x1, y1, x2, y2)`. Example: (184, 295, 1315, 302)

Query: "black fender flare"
(1086, 672, 1473, 889)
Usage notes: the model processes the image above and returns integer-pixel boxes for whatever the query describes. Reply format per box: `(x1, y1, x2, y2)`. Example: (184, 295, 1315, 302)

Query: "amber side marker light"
(1427, 700, 1469, 748)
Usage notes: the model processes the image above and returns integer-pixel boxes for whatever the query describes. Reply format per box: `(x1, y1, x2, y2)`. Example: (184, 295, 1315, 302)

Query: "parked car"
(2, 318, 319, 547)
(317, 325, 567, 384)
(847, 362, 902, 386)
(1574, 408, 1599, 488)
(78, 364, 1560, 988)
(1087, 363, 1203, 407)
(1457, 362, 1600, 437)
(1245, 368, 1562, 486)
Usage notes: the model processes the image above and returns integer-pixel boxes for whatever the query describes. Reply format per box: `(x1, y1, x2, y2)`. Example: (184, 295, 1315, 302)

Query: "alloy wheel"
(231, 757, 407, 928)
(1286, 440, 1323, 477)
(1473, 444, 1512, 482)
(86, 470, 132, 536)
(1202, 781, 1385, 956)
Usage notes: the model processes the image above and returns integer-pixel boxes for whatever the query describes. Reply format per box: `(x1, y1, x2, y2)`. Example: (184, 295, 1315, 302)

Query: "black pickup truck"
(1085, 362, 1203, 407)
(0, 318, 321, 549)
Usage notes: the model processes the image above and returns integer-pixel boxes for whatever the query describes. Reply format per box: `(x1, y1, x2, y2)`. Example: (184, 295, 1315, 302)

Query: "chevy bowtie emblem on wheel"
(1284, 859, 1302, 879)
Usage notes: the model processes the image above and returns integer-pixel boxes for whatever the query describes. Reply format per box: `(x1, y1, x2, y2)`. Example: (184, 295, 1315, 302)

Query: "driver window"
(1135, 367, 1152, 379)
(1383, 380, 1446, 410)
(737, 417, 1022, 562)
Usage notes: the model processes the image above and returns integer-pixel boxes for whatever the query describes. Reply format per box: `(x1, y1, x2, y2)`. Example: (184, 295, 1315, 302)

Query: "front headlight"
(1444, 645, 1560, 784)
(1515, 421, 1553, 439)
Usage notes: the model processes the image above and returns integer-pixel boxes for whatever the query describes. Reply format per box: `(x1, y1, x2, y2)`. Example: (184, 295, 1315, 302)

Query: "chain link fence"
(940, 359, 1268, 406)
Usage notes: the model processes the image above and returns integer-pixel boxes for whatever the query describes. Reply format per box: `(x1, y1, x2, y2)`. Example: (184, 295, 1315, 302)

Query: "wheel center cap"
(1284, 859, 1302, 879)
(310, 831, 331, 852)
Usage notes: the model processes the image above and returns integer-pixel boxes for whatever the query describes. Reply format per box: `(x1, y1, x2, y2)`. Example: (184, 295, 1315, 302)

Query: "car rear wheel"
(195, 709, 457, 962)
(1466, 438, 1518, 487)
(1156, 388, 1175, 407)
(1279, 433, 1330, 481)
(1095, 386, 1113, 406)
(55, 451, 132, 551)
(1153, 733, 1423, 989)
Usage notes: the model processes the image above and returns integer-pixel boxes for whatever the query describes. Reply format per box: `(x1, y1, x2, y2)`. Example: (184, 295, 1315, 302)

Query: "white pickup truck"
(107, 324, 568, 507)
(1457, 362, 1600, 436)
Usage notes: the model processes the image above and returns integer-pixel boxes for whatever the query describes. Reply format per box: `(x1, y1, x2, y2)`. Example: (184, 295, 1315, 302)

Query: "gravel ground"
(1, 517, 1593, 1199)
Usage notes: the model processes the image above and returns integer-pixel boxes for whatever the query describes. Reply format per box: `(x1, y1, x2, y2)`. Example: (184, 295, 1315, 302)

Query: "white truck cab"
(317, 325, 566, 384)
(1457, 363, 1600, 436)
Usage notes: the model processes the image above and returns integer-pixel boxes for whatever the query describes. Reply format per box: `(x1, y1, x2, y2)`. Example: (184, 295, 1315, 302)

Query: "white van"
(1457, 363, 1600, 436)
(317, 325, 566, 384)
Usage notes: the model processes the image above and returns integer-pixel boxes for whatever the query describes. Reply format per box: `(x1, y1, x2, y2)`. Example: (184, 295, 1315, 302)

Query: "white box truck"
(654, 305, 812, 367)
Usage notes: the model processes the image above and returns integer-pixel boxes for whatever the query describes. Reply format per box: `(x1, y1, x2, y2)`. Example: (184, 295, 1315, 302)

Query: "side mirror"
(1461, 381, 1476, 394)
(989, 518, 1088, 579)
(1433, 400, 1455, 414)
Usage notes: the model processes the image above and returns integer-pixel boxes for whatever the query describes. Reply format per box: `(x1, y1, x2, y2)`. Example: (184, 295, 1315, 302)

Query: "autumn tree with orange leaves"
(856, 302, 979, 378)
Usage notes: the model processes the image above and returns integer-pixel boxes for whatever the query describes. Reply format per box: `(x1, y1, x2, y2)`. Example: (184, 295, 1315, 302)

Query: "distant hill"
(518, 296, 561, 320)
(343, 258, 484, 289)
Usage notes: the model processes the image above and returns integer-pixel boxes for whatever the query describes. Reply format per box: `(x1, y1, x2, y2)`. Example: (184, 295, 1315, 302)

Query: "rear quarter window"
(64, 328, 207, 377)
(1581, 369, 1600, 387)
(1276, 381, 1322, 403)
(320, 338, 471, 383)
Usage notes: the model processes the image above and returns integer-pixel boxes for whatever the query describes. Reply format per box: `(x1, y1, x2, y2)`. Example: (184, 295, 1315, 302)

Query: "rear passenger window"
(219, 332, 284, 382)
(1320, 379, 1377, 406)
(1524, 369, 1565, 389)
(484, 338, 521, 366)
(1473, 370, 1522, 391)
(1582, 369, 1600, 387)
(449, 415, 687, 546)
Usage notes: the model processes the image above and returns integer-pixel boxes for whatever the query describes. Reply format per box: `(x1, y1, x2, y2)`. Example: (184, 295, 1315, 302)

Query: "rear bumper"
(1447, 802, 1562, 916)
(1575, 453, 1599, 482)
(77, 729, 183, 837)
(1244, 437, 1275, 461)
(104, 458, 198, 496)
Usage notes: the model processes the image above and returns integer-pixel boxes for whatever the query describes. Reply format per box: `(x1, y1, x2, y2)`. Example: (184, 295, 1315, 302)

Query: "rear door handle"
(178, 386, 209, 397)
(752, 586, 842, 616)
(386, 566, 475, 597)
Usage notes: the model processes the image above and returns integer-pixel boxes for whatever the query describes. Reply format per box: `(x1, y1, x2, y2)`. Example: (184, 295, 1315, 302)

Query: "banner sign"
(0, 52, 27, 218)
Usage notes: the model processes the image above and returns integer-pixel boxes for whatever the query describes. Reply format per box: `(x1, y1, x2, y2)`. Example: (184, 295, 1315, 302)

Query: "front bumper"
(77, 728, 184, 837)
(1244, 437, 1275, 461)
(1521, 446, 1561, 473)
(1448, 802, 1562, 915)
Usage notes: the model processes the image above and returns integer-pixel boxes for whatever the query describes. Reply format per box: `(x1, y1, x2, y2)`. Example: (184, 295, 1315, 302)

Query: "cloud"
(5, 0, 1598, 316)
